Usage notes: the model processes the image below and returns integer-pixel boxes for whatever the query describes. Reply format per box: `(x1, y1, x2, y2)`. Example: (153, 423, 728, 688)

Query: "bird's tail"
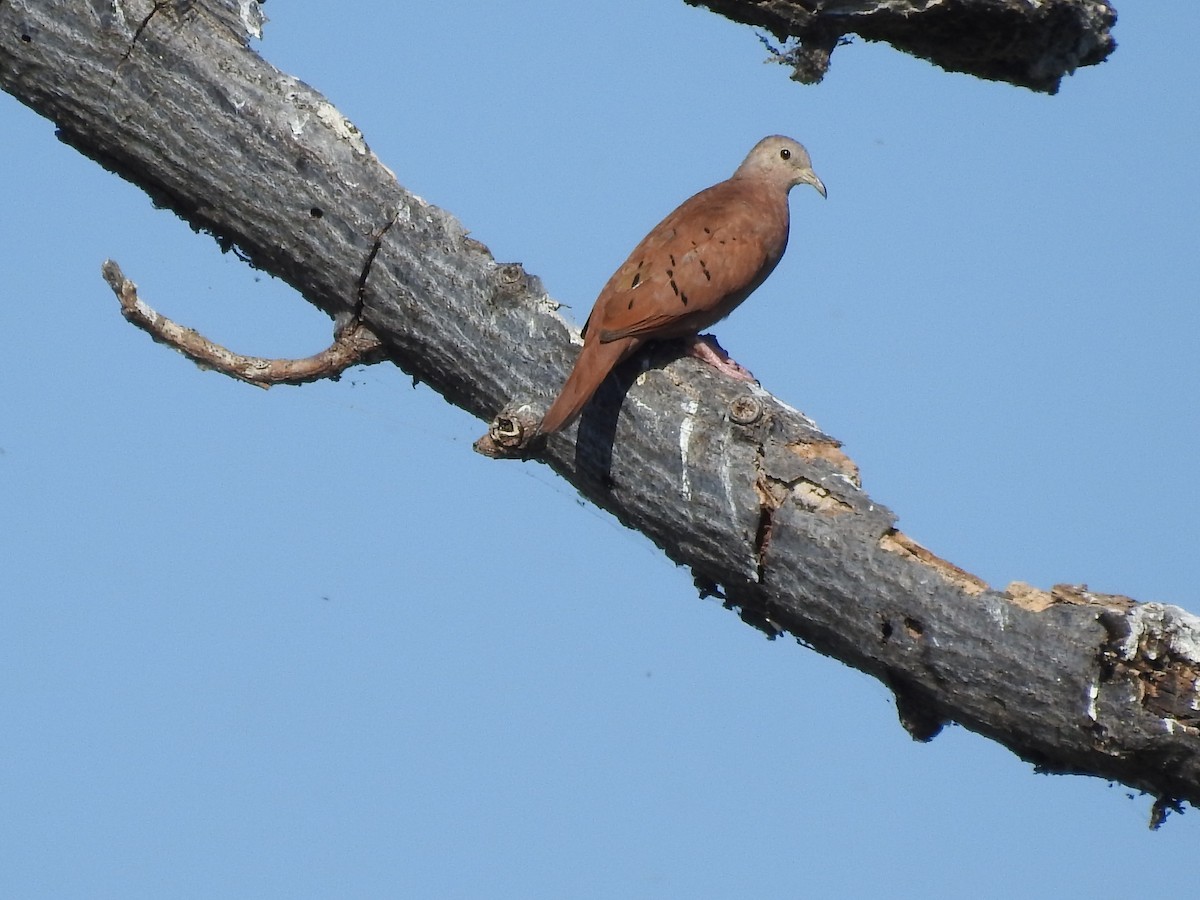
(537, 336, 636, 436)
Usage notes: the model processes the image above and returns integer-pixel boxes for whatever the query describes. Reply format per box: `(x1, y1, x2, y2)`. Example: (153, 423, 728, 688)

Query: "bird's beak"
(803, 169, 827, 199)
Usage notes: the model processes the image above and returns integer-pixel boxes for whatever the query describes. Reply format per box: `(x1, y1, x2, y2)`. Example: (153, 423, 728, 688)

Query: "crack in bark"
(752, 435, 857, 583)
(116, 1, 170, 74)
(751, 441, 773, 583)
(356, 211, 398, 320)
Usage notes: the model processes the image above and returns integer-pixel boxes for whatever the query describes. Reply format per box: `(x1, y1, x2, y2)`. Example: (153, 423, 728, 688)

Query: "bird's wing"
(588, 180, 788, 344)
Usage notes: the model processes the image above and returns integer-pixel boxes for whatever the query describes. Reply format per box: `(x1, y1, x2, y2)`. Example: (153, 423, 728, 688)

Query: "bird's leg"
(686, 334, 757, 383)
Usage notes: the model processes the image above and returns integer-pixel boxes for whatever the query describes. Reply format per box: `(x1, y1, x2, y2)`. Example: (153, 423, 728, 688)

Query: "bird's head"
(737, 135, 826, 198)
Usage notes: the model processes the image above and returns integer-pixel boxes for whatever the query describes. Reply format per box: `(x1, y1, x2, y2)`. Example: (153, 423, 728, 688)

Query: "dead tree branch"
(2, 0, 1196, 817)
(690, 0, 1117, 94)
(101, 260, 384, 388)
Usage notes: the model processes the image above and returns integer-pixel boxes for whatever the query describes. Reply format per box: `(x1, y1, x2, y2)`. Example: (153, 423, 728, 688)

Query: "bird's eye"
(780, 148, 791, 160)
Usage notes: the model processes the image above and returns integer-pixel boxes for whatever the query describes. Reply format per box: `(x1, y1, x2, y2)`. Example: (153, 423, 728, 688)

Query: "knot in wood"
(491, 414, 525, 446)
(728, 394, 764, 426)
(493, 262, 527, 296)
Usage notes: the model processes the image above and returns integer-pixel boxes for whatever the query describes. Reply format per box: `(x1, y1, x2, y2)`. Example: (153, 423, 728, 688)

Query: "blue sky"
(2, 2, 1197, 896)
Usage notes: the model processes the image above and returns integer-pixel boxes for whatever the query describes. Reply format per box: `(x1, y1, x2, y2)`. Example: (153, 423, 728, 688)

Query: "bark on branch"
(3, 0, 1196, 820)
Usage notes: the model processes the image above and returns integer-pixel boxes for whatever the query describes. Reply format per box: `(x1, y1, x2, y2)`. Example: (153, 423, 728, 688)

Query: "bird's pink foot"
(686, 334, 757, 382)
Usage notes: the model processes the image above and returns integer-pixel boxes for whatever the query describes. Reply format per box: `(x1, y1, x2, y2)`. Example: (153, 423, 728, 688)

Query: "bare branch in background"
(691, 0, 1116, 93)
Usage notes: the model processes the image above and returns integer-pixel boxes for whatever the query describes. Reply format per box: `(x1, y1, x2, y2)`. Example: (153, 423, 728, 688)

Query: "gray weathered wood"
(3, 0, 1197, 817)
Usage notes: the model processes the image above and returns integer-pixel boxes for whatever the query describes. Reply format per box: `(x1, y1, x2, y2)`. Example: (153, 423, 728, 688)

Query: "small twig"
(100, 260, 385, 388)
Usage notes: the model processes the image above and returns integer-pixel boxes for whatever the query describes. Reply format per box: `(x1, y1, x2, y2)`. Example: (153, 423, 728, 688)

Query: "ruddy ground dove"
(536, 135, 826, 437)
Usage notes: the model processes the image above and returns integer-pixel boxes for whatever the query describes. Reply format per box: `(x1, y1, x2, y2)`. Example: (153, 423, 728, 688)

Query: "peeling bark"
(3, 0, 1197, 819)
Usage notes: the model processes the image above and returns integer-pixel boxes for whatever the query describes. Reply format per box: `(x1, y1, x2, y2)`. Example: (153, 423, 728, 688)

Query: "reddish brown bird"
(537, 135, 826, 437)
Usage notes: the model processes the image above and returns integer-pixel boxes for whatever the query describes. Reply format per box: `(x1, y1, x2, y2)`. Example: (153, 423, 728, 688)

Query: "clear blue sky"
(3, 2, 1197, 896)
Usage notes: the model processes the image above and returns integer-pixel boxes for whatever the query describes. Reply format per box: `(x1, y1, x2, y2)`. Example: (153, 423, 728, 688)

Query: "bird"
(536, 135, 826, 437)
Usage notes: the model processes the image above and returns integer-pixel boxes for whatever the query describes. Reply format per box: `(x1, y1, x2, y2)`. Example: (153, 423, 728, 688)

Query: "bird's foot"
(686, 334, 757, 383)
